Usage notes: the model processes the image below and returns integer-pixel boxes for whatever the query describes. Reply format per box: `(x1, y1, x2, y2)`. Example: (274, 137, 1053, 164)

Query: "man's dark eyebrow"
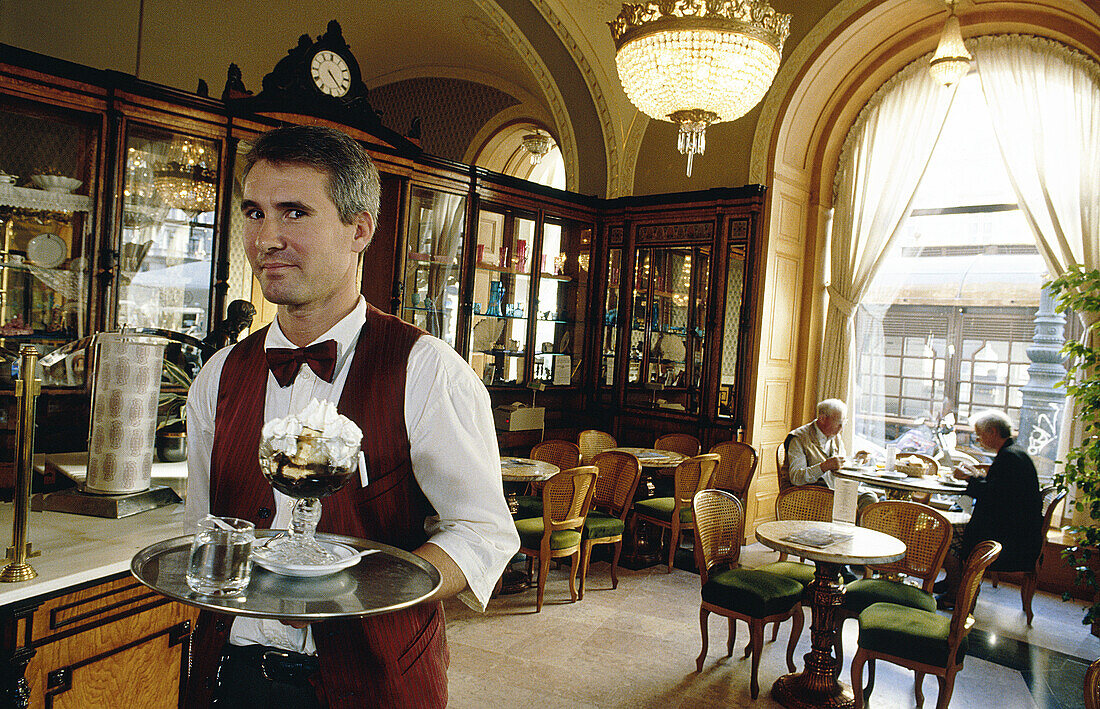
(240, 198, 259, 213)
(239, 199, 314, 214)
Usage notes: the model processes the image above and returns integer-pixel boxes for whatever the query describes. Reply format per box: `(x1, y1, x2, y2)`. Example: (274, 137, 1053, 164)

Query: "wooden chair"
(986, 484, 1066, 624)
(578, 450, 642, 598)
(633, 453, 720, 572)
(655, 432, 701, 457)
(1085, 657, 1100, 709)
(513, 440, 583, 519)
(837, 501, 953, 668)
(894, 452, 938, 503)
(531, 439, 582, 470)
(758, 486, 835, 587)
(513, 466, 597, 611)
(851, 540, 1001, 709)
(776, 438, 793, 491)
(692, 489, 805, 699)
(709, 440, 758, 501)
(578, 429, 617, 465)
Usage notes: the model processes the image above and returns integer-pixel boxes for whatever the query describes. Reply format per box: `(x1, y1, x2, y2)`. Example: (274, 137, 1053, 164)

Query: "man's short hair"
(242, 125, 380, 226)
(817, 399, 847, 420)
(972, 410, 1013, 439)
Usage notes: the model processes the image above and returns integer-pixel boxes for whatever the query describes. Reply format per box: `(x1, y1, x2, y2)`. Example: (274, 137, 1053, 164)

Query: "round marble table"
(499, 457, 558, 514)
(606, 447, 686, 469)
(834, 465, 970, 499)
(499, 457, 559, 483)
(755, 520, 906, 709)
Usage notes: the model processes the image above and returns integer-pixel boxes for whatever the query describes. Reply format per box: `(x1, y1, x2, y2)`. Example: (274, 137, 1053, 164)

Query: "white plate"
(27, 233, 67, 268)
(873, 471, 908, 480)
(252, 541, 366, 577)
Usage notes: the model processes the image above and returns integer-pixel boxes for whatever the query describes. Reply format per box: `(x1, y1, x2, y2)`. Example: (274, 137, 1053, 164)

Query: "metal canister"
(85, 332, 167, 495)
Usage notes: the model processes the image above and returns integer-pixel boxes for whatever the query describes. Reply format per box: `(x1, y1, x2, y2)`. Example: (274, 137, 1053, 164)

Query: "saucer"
(252, 541, 366, 577)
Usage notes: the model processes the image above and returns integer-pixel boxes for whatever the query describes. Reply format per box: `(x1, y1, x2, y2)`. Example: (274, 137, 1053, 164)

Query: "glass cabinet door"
(598, 247, 621, 398)
(0, 101, 98, 370)
(532, 217, 590, 386)
(117, 128, 219, 338)
(401, 187, 466, 348)
(626, 245, 710, 413)
(468, 207, 535, 385)
(717, 244, 746, 418)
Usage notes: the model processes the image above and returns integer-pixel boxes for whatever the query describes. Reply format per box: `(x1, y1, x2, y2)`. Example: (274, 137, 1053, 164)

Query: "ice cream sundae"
(255, 399, 364, 565)
(259, 398, 363, 498)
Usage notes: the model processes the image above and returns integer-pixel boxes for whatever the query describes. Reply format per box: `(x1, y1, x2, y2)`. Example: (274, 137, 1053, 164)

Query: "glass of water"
(186, 515, 255, 596)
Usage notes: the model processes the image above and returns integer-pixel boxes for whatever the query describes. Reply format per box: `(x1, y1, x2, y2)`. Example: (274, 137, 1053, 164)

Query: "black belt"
(223, 643, 320, 685)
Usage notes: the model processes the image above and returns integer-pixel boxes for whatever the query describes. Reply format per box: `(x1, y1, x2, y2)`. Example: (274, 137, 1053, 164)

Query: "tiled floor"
(444, 544, 1100, 708)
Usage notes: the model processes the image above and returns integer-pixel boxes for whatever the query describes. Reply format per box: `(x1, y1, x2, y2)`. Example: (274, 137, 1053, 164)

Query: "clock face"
(310, 50, 352, 97)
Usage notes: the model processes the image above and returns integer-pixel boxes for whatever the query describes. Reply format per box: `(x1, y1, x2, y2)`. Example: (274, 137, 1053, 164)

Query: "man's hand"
(822, 456, 843, 472)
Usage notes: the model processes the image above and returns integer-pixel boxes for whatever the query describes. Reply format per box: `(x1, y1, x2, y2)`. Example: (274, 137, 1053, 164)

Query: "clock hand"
(327, 68, 339, 84)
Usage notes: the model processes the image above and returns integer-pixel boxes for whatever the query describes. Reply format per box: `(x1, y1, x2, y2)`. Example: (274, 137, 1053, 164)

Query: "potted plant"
(1048, 264, 1100, 630)
(156, 358, 192, 463)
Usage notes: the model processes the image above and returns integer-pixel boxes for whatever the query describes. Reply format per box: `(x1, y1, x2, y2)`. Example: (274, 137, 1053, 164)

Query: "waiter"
(184, 125, 518, 708)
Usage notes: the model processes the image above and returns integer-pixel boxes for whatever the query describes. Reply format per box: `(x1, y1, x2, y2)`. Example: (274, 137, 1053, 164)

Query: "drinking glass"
(186, 515, 255, 596)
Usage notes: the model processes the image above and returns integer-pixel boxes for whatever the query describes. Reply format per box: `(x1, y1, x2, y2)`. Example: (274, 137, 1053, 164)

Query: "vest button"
(215, 619, 227, 632)
(258, 507, 271, 519)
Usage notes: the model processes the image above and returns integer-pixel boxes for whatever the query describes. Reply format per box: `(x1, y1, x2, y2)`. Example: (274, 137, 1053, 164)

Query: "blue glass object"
(486, 281, 504, 317)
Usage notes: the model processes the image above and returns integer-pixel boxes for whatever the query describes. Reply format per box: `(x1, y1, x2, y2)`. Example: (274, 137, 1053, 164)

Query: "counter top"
(0, 500, 189, 607)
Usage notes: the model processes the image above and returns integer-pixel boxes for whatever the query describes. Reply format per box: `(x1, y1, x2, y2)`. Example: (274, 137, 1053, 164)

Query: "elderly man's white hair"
(817, 399, 847, 420)
(971, 409, 1013, 439)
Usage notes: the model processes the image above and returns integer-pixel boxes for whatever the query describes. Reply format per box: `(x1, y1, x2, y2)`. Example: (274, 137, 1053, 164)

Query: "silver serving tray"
(131, 529, 440, 620)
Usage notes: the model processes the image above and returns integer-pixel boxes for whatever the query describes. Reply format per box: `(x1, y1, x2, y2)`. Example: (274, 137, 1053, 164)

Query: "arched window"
(472, 122, 565, 189)
(846, 36, 1099, 479)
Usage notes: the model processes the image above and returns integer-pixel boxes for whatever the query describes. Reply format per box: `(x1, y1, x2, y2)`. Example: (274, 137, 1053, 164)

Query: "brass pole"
(1, 346, 41, 582)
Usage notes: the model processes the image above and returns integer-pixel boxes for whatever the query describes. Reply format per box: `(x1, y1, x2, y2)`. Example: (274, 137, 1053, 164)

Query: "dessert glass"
(255, 433, 357, 565)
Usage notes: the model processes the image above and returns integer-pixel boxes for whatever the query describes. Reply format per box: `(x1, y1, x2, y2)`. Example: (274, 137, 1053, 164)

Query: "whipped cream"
(261, 398, 363, 470)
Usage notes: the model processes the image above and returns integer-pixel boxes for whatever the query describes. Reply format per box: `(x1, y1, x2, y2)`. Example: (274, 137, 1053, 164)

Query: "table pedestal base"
(771, 560, 854, 709)
(771, 670, 855, 709)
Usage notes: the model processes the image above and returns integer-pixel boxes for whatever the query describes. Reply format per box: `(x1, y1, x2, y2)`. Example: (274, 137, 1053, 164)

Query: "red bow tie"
(265, 340, 338, 387)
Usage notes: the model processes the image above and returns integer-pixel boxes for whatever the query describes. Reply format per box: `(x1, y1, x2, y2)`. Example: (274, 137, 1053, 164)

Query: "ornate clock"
(224, 20, 418, 154)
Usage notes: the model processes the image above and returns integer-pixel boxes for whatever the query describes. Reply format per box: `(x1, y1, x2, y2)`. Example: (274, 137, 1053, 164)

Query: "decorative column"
(1018, 285, 1066, 479)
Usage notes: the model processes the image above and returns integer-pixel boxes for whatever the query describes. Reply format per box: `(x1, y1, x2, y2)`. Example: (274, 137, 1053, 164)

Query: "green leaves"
(1046, 264, 1100, 626)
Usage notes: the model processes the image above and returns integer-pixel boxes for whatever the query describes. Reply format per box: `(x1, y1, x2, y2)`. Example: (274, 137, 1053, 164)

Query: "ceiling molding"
(529, 0, 620, 197)
(473, 0, 579, 192)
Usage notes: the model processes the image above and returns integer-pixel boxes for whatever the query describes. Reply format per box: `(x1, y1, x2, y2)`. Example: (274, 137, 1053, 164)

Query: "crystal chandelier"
(610, 0, 791, 177)
(521, 131, 553, 165)
(928, 0, 971, 86)
(154, 137, 217, 215)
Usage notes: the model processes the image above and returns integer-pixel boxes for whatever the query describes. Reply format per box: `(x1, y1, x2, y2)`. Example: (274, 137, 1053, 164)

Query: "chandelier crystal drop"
(610, 0, 791, 177)
(153, 137, 218, 215)
(928, 1, 971, 87)
(521, 131, 553, 165)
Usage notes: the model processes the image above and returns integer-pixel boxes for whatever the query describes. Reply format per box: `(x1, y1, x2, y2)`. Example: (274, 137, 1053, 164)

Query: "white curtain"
(820, 59, 958, 403)
(976, 35, 1100, 520)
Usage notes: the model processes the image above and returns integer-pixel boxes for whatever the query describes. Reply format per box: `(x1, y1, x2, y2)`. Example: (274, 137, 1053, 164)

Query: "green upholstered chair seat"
(843, 578, 936, 615)
(513, 495, 543, 519)
(582, 511, 625, 540)
(634, 497, 692, 524)
(515, 518, 582, 550)
(757, 560, 816, 586)
(858, 602, 967, 668)
(702, 568, 803, 618)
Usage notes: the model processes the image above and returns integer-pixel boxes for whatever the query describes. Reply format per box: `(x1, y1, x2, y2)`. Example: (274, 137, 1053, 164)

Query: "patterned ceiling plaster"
(473, 0, 579, 192)
(369, 78, 519, 162)
(530, 0, 622, 197)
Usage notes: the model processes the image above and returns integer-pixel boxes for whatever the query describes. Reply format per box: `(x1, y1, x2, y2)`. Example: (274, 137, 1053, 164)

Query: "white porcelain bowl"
(30, 174, 82, 193)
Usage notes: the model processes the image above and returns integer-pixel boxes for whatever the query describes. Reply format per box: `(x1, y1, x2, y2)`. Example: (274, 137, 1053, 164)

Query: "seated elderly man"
(786, 399, 877, 509)
(934, 409, 1042, 609)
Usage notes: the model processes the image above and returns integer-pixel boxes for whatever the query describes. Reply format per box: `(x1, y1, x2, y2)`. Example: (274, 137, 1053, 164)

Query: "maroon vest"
(186, 305, 448, 709)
